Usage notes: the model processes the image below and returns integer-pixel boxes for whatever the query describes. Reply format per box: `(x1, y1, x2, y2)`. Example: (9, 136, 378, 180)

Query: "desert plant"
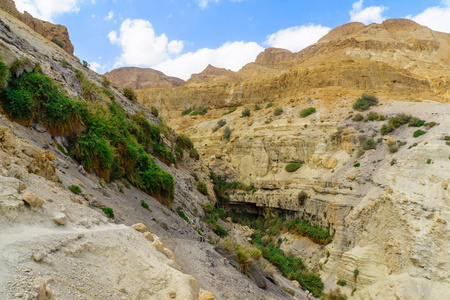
(175, 147, 183, 159)
(140, 200, 149, 209)
(352, 113, 364, 121)
(223, 126, 231, 141)
(389, 144, 399, 153)
(354, 268, 359, 282)
(223, 106, 237, 115)
(101, 76, 111, 88)
(176, 134, 194, 149)
(0, 57, 8, 88)
(241, 108, 251, 118)
(51, 38, 63, 48)
(266, 102, 274, 109)
(68, 184, 82, 194)
(337, 280, 347, 286)
(365, 111, 379, 121)
(178, 210, 189, 222)
(353, 93, 378, 110)
(213, 119, 226, 132)
(75, 69, 102, 101)
(190, 107, 207, 116)
(101, 207, 114, 218)
(122, 88, 137, 101)
(82, 60, 90, 68)
(273, 107, 283, 116)
(150, 106, 159, 117)
(190, 148, 200, 160)
(354, 162, 360, 168)
(408, 117, 424, 127)
(182, 108, 193, 116)
(298, 190, 308, 206)
(254, 104, 261, 110)
(300, 107, 316, 117)
(361, 138, 376, 150)
(285, 162, 302, 172)
(413, 130, 426, 138)
(196, 181, 208, 196)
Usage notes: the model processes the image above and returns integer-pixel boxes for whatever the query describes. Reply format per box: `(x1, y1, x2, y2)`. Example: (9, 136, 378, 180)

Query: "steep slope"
(0, 0, 75, 55)
(104, 67, 185, 90)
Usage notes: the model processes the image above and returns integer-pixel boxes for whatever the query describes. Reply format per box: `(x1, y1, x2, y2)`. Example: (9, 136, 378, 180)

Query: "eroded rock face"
(0, 0, 75, 55)
(104, 67, 185, 90)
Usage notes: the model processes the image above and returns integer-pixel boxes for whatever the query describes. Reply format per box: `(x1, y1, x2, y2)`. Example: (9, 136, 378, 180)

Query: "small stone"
(33, 278, 46, 300)
(144, 232, 154, 242)
(168, 290, 176, 298)
(132, 223, 147, 232)
(441, 179, 449, 190)
(53, 213, 67, 225)
(33, 251, 46, 262)
(347, 174, 356, 181)
(199, 291, 215, 300)
(22, 192, 45, 208)
(164, 248, 176, 261)
(152, 241, 165, 254)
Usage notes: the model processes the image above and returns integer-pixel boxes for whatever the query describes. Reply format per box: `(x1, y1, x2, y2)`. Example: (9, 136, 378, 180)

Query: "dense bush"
(254, 104, 261, 111)
(223, 126, 231, 141)
(352, 113, 364, 122)
(190, 107, 207, 116)
(141, 200, 149, 209)
(408, 117, 424, 127)
(0, 57, 8, 88)
(413, 129, 426, 138)
(273, 107, 283, 116)
(361, 138, 376, 150)
(76, 70, 102, 102)
(196, 181, 208, 195)
(150, 106, 159, 117)
(300, 107, 316, 117)
(51, 38, 63, 48)
(353, 93, 378, 110)
(241, 108, 251, 118)
(213, 119, 226, 132)
(178, 210, 189, 222)
(337, 280, 347, 286)
(68, 185, 82, 194)
(176, 134, 194, 150)
(152, 142, 176, 165)
(175, 147, 183, 159)
(189, 148, 200, 160)
(202, 204, 228, 237)
(101, 207, 115, 218)
(285, 162, 302, 172)
(101, 76, 111, 88)
(123, 87, 137, 101)
(298, 190, 308, 206)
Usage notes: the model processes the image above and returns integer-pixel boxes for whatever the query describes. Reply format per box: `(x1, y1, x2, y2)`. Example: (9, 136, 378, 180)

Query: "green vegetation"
(140, 200, 149, 209)
(427, 158, 432, 164)
(353, 268, 360, 282)
(51, 38, 63, 48)
(202, 204, 228, 238)
(285, 162, 302, 172)
(189, 149, 200, 160)
(150, 106, 159, 117)
(175, 147, 183, 159)
(241, 108, 251, 118)
(190, 107, 207, 116)
(209, 172, 256, 206)
(122, 88, 137, 101)
(352, 113, 364, 121)
(181, 108, 193, 116)
(381, 113, 427, 135)
(365, 111, 384, 121)
(266, 102, 274, 109)
(176, 134, 194, 149)
(82, 60, 90, 69)
(75, 69, 103, 102)
(389, 143, 399, 153)
(413, 129, 426, 138)
(354, 162, 360, 168)
(101, 207, 115, 218)
(56, 143, 68, 155)
(353, 93, 378, 111)
(212, 119, 226, 132)
(177, 210, 189, 223)
(298, 190, 308, 206)
(68, 185, 82, 194)
(0, 57, 9, 88)
(361, 138, 376, 150)
(273, 107, 283, 116)
(223, 126, 231, 141)
(254, 104, 261, 111)
(101, 76, 111, 88)
(337, 280, 347, 286)
(223, 106, 237, 115)
(300, 107, 316, 117)
(196, 181, 208, 196)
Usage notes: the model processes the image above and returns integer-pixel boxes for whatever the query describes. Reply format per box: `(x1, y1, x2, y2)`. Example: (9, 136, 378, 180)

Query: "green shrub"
(354, 268, 359, 282)
(178, 210, 189, 222)
(101, 76, 111, 88)
(69, 185, 82, 194)
(101, 207, 115, 218)
(223, 126, 231, 141)
(0, 57, 8, 88)
(141, 200, 149, 209)
(223, 106, 237, 115)
(123, 88, 137, 101)
(266, 102, 274, 109)
(408, 117, 424, 127)
(150, 106, 159, 117)
(361, 138, 376, 150)
(236, 249, 248, 264)
(51, 38, 63, 48)
(354, 162, 360, 168)
(177, 134, 194, 149)
(213, 119, 226, 132)
(190, 148, 200, 160)
(60, 59, 70, 69)
(298, 190, 308, 206)
(273, 107, 283, 116)
(152, 142, 176, 165)
(241, 108, 251, 118)
(427, 158, 432, 164)
(175, 147, 183, 159)
(285, 162, 302, 172)
(389, 144, 399, 153)
(365, 111, 379, 121)
(380, 124, 393, 135)
(76, 69, 102, 101)
(300, 107, 316, 117)
(82, 60, 90, 68)
(214, 224, 228, 238)
(182, 108, 193, 116)
(196, 181, 208, 195)
(254, 104, 261, 111)
(413, 130, 426, 138)
(427, 121, 437, 128)
(190, 107, 207, 116)
(337, 280, 347, 286)
(352, 113, 364, 122)
(353, 93, 378, 110)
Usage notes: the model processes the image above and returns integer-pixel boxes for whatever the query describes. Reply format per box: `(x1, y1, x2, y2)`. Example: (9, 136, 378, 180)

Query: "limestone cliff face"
(0, 0, 75, 55)
(104, 67, 186, 90)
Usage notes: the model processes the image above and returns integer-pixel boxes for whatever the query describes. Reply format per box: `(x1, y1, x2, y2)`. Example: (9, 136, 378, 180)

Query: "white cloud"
(264, 24, 331, 53)
(195, 0, 242, 9)
(349, 0, 387, 24)
(411, 2, 450, 33)
(109, 19, 184, 67)
(89, 61, 103, 73)
(154, 41, 263, 80)
(14, 0, 80, 22)
(104, 10, 114, 21)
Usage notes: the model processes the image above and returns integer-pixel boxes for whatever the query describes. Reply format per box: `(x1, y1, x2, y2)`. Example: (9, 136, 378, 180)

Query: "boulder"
(199, 290, 215, 300)
(53, 213, 67, 225)
(22, 192, 45, 208)
(144, 231, 154, 242)
(132, 223, 147, 233)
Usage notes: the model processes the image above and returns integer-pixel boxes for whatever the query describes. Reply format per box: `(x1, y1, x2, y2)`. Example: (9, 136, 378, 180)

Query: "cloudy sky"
(13, 0, 450, 80)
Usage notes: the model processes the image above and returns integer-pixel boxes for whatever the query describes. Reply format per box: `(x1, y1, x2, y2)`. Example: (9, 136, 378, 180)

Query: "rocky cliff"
(0, 0, 75, 55)
(104, 66, 186, 90)
(133, 18, 450, 299)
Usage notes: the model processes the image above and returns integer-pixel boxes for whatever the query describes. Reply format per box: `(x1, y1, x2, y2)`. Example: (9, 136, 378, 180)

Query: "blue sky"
(13, 0, 450, 79)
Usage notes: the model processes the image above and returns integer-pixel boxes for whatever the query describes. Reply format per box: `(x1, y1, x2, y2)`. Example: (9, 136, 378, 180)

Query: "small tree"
(273, 107, 283, 116)
(353, 268, 359, 282)
(223, 126, 231, 141)
(82, 60, 90, 68)
(241, 108, 251, 118)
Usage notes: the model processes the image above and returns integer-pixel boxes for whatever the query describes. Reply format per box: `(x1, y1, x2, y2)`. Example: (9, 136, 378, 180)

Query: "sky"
(13, 0, 450, 80)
